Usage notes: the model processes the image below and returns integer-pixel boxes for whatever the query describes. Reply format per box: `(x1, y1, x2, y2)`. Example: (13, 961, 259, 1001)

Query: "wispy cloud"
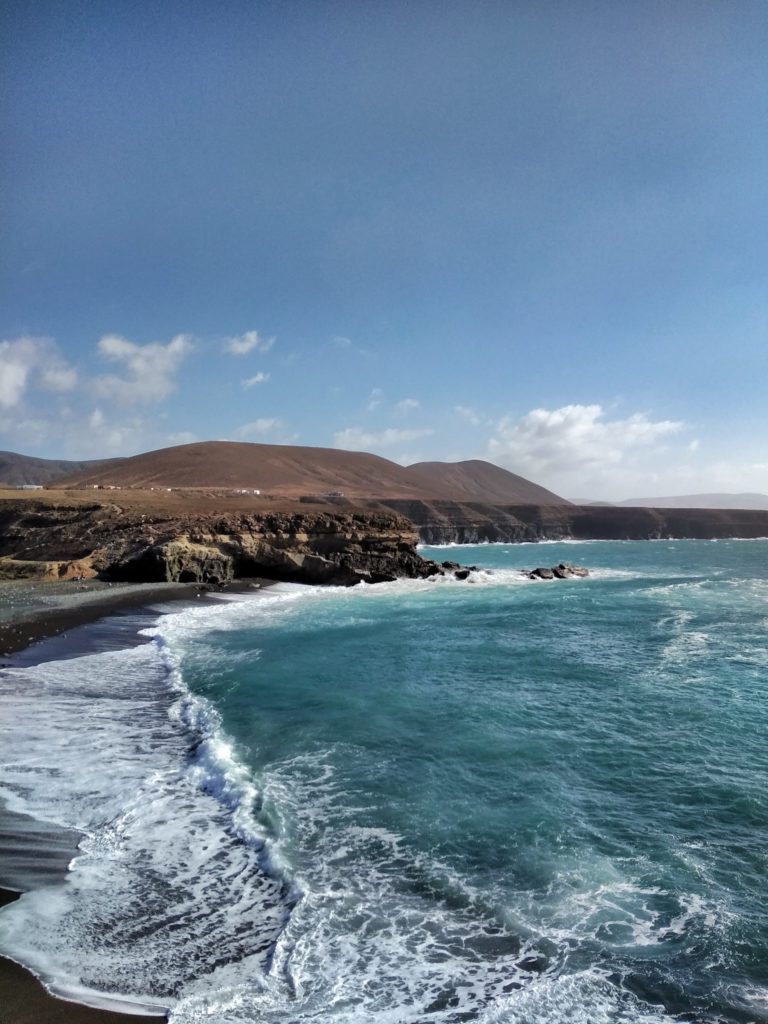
(242, 372, 271, 388)
(41, 365, 78, 392)
(94, 333, 193, 405)
(366, 388, 383, 411)
(395, 398, 419, 415)
(334, 426, 434, 451)
(223, 330, 275, 356)
(233, 418, 284, 439)
(80, 407, 151, 455)
(168, 431, 197, 446)
(454, 404, 482, 426)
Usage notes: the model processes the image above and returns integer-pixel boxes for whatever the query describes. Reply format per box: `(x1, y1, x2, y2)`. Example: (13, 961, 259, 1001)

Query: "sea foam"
(0, 599, 295, 1015)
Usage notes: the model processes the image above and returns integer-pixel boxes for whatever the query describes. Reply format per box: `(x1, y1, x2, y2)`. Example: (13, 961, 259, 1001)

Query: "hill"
(53, 441, 568, 504)
(0, 451, 121, 487)
(616, 492, 768, 511)
(404, 459, 567, 505)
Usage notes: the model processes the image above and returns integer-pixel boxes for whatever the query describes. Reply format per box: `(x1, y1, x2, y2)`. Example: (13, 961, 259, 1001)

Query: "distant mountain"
(52, 441, 569, 504)
(0, 451, 121, 487)
(404, 459, 568, 505)
(567, 498, 616, 507)
(616, 493, 768, 511)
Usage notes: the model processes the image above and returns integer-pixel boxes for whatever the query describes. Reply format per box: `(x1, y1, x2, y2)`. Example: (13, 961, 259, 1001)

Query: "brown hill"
(0, 450, 121, 487)
(53, 441, 568, 504)
(404, 459, 567, 505)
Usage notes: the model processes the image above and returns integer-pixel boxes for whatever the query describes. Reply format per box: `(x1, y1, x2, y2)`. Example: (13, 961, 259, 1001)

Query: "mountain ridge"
(49, 441, 569, 505)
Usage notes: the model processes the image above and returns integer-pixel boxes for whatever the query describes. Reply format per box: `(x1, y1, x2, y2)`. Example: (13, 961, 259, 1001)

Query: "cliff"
(0, 501, 441, 586)
(3, 494, 766, 589)
(374, 500, 768, 543)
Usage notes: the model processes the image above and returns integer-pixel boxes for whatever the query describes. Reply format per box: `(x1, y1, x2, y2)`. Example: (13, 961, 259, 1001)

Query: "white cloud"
(395, 398, 420, 415)
(234, 418, 283, 439)
(366, 388, 384, 412)
(40, 365, 78, 392)
(77, 407, 149, 455)
(455, 404, 482, 426)
(224, 330, 275, 356)
(94, 333, 192, 405)
(334, 427, 434, 451)
(489, 404, 682, 475)
(0, 360, 29, 409)
(242, 372, 270, 388)
(0, 336, 77, 408)
(331, 335, 352, 348)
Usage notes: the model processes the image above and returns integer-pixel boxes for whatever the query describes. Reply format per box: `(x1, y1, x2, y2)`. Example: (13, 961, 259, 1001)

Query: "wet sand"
(0, 578, 271, 1022)
(0, 579, 210, 658)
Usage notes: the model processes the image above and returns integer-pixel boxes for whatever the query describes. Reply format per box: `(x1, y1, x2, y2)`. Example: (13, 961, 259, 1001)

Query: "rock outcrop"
(0, 502, 442, 586)
(528, 563, 589, 580)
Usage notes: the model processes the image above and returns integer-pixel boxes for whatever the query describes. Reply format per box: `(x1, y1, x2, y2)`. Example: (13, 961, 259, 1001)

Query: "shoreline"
(0, 578, 272, 1023)
(0, 889, 166, 1023)
(0, 578, 270, 658)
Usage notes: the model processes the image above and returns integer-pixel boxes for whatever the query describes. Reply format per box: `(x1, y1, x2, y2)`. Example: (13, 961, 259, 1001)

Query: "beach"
(0, 579, 221, 658)
(0, 578, 268, 1023)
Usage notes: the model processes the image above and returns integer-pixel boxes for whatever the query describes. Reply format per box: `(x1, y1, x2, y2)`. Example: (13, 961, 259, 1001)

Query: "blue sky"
(2, 0, 766, 499)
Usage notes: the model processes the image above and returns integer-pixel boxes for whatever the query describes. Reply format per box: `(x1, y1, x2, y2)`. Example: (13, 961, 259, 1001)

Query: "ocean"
(1, 539, 767, 1023)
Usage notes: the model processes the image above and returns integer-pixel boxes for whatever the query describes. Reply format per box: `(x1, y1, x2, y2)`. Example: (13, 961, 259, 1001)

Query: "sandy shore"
(0, 579, 216, 658)
(0, 578, 270, 1023)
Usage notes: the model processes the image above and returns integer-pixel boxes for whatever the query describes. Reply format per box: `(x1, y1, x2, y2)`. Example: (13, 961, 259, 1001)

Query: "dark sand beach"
(0, 579, 209, 658)
(0, 578, 268, 1023)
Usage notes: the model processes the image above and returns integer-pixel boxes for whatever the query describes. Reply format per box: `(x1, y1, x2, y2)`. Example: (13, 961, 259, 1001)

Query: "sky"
(2, 0, 766, 500)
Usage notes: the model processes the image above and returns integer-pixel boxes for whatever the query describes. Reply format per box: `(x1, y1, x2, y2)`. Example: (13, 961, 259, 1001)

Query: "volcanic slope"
(404, 459, 568, 505)
(53, 441, 568, 504)
(0, 451, 121, 487)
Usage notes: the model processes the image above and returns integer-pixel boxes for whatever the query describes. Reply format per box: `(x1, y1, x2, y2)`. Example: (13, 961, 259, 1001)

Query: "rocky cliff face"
(375, 500, 768, 543)
(4, 498, 766, 587)
(0, 502, 441, 585)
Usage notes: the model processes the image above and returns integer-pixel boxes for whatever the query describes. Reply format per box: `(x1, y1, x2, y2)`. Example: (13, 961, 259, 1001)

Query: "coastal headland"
(3, 484, 768, 598)
(0, 489, 437, 588)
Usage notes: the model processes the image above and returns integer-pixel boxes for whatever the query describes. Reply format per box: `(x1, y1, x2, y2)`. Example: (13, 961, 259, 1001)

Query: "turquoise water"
(1, 540, 768, 1022)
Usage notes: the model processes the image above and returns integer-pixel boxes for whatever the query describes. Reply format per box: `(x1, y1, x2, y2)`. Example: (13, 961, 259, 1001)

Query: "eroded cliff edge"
(373, 500, 768, 544)
(3, 497, 767, 588)
(0, 501, 441, 585)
